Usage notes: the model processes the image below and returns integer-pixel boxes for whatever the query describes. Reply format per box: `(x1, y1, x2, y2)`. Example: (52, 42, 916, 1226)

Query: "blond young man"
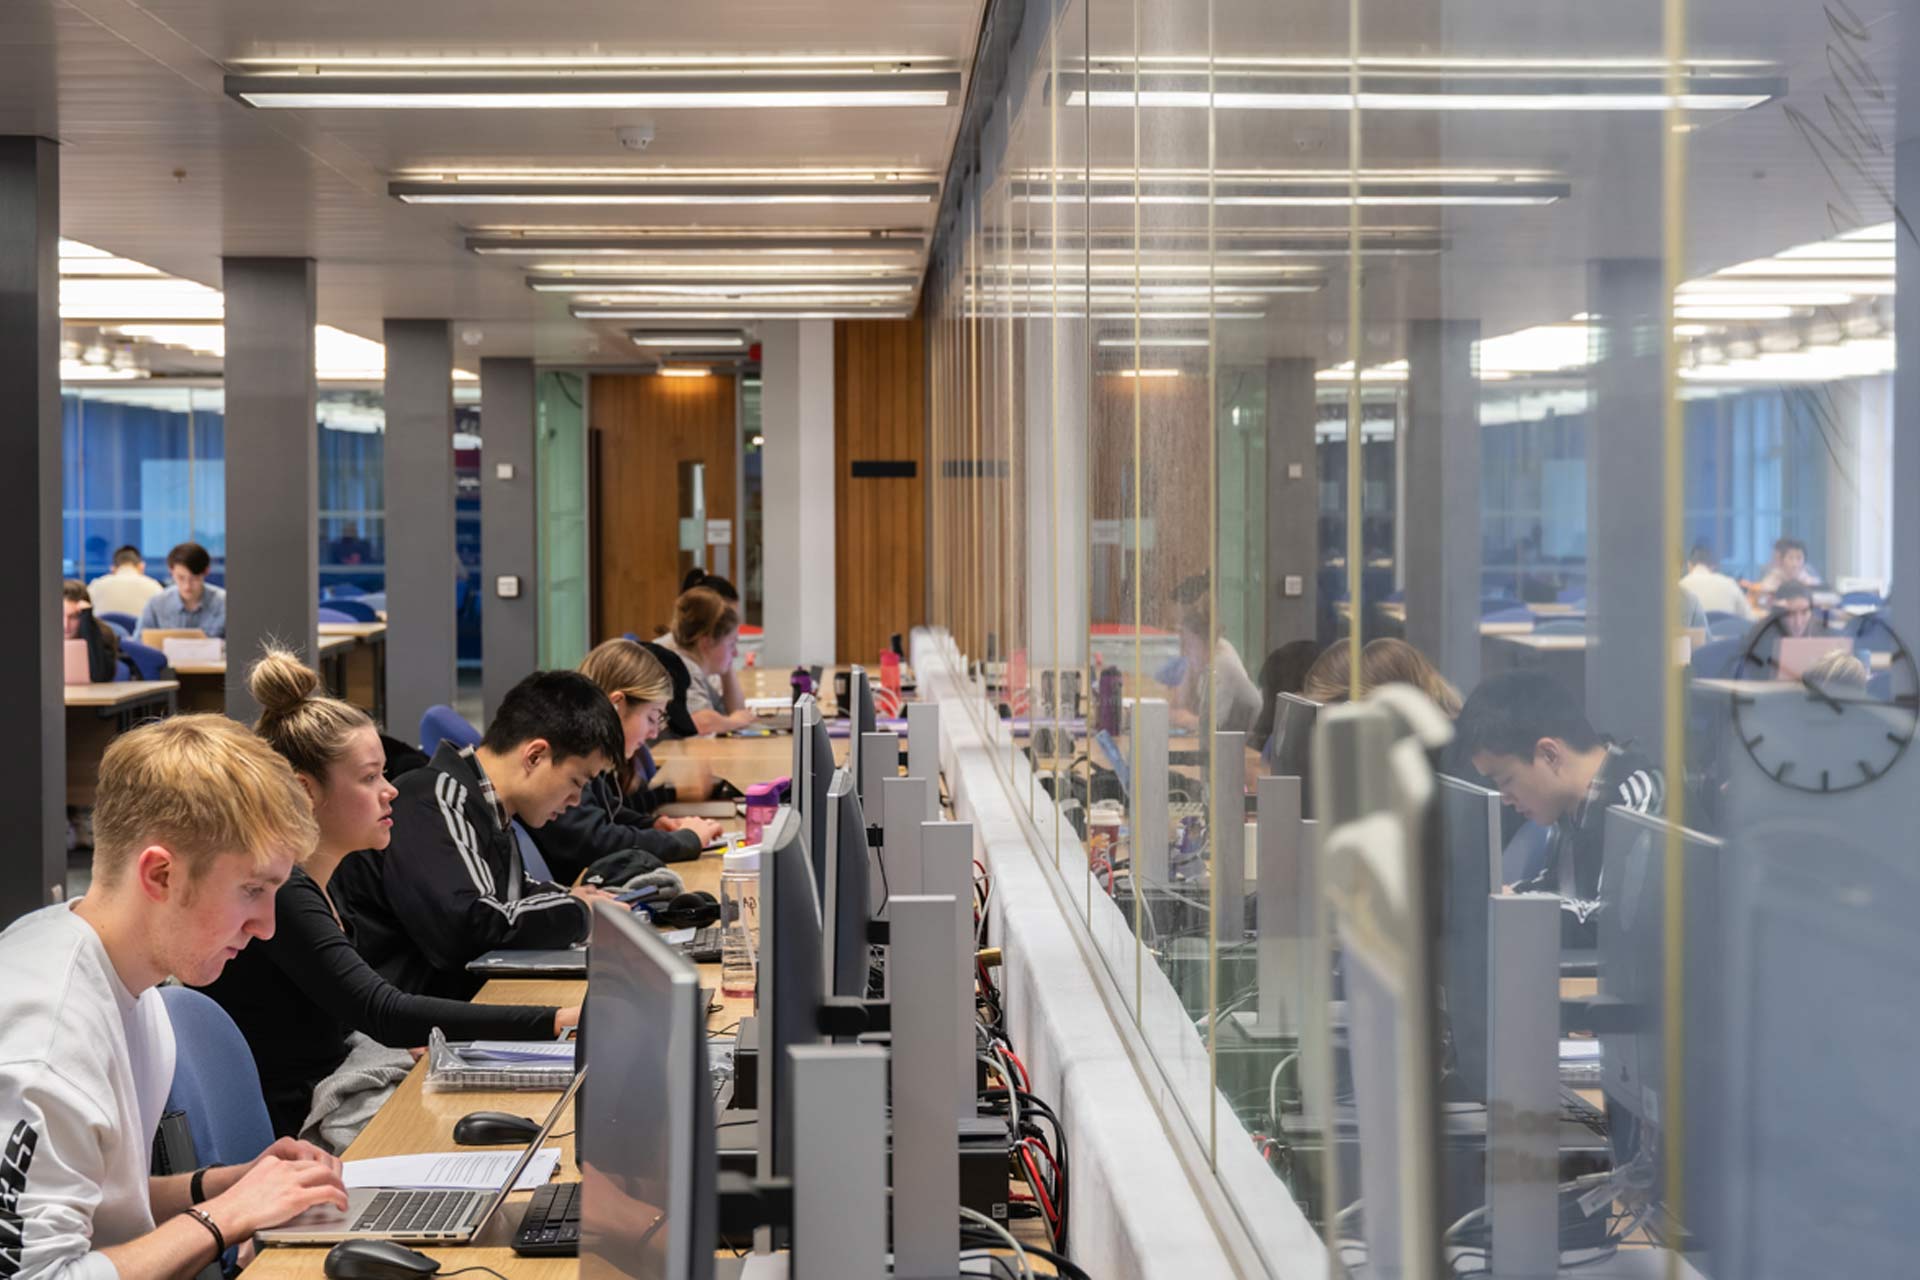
(0, 715, 348, 1280)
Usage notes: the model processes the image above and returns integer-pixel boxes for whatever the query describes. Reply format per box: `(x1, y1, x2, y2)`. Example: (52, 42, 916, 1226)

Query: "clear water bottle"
(719, 846, 761, 999)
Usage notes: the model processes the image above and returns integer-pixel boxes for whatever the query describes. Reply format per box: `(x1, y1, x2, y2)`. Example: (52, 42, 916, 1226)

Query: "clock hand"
(1800, 674, 1845, 715)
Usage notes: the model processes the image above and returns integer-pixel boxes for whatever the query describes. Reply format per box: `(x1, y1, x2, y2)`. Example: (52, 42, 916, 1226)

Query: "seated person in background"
(1167, 592, 1264, 735)
(1768, 580, 1821, 638)
(625, 639, 716, 815)
(530, 639, 724, 885)
(655, 585, 754, 735)
(1455, 671, 1663, 945)
(1302, 636, 1463, 716)
(1679, 543, 1752, 620)
(0, 714, 347, 1280)
(64, 579, 124, 682)
(86, 544, 163, 619)
(135, 540, 226, 639)
(200, 651, 576, 1139)
(1802, 647, 1869, 695)
(1751, 536, 1820, 601)
(328, 671, 621, 998)
(1249, 639, 1322, 753)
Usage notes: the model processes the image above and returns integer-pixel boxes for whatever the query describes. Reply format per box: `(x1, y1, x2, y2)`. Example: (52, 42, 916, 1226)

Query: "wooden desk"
(63, 680, 179, 806)
(171, 637, 357, 714)
(318, 623, 388, 729)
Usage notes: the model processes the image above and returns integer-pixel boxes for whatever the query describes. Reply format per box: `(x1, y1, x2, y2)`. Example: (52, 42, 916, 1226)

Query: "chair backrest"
(1705, 617, 1747, 643)
(317, 607, 356, 625)
(419, 704, 482, 753)
(325, 583, 366, 599)
(1483, 606, 1535, 627)
(1481, 595, 1525, 617)
(324, 599, 379, 623)
(98, 611, 138, 634)
(1690, 637, 1745, 680)
(119, 639, 170, 681)
(356, 592, 387, 615)
(512, 819, 555, 884)
(158, 986, 274, 1166)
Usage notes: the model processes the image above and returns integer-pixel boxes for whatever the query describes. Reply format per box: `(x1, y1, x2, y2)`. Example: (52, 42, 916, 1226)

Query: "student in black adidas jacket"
(330, 671, 625, 998)
(1455, 670, 1665, 948)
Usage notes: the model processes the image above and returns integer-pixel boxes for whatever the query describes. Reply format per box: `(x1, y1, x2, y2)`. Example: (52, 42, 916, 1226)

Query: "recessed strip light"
(231, 55, 955, 70)
(468, 235, 925, 258)
(657, 366, 714, 378)
(528, 275, 916, 293)
(228, 71, 960, 110)
(395, 180, 937, 206)
(408, 166, 937, 183)
(577, 308, 912, 320)
(1065, 71, 1784, 112)
(1107, 368, 1183, 378)
(1096, 336, 1210, 348)
(630, 332, 748, 349)
(1016, 179, 1569, 207)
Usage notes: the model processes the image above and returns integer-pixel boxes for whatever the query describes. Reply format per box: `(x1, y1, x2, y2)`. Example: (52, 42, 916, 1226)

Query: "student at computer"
(134, 541, 226, 639)
(1454, 670, 1664, 943)
(1679, 543, 1752, 620)
(1768, 580, 1822, 638)
(655, 586, 754, 735)
(200, 651, 578, 1138)
(63, 579, 125, 682)
(86, 545, 163, 619)
(327, 671, 622, 998)
(1751, 536, 1820, 601)
(0, 714, 350, 1280)
(1301, 637, 1463, 716)
(1167, 606, 1264, 735)
(1249, 639, 1321, 755)
(529, 638, 725, 884)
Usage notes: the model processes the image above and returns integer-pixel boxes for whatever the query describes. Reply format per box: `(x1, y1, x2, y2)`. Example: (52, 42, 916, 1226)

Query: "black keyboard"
(678, 926, 724, 965)
(352, 1188, 484, 1238)
(511, 1180, 581, 1256)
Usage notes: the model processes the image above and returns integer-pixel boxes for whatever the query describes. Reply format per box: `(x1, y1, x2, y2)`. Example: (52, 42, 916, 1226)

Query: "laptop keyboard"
(678, 926, 724, 965)
(353, 1188, 484, 1236)
(512, 1181, 581, 1253)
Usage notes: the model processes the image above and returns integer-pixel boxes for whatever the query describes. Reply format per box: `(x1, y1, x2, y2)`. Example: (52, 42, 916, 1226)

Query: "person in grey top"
(136, 541, 226, 638)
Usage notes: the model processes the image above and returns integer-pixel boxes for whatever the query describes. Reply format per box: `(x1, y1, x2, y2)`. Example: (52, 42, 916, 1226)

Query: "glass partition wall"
(927, 0, 1917, 1275)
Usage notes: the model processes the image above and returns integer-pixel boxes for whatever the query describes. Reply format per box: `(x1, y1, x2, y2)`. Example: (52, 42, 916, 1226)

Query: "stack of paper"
(344, 1149, 561, 1192)
(461, 1040, 576, 1065)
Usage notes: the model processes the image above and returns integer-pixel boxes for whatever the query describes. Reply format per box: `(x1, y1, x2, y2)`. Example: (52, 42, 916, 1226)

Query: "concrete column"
(1894, 95, 1920, 643)
(0, 137, 63, 917)
(382, 320, 456, 737)
(1403, 319, 1482, 692)
(760, 320, 837, 666)
(1585, 259, 1667, 756)
(480, 357, 537, 720)
(222, 258, 317, 723)
(1264, 357, 1319, 649)
(1024, 314, 1089, 671)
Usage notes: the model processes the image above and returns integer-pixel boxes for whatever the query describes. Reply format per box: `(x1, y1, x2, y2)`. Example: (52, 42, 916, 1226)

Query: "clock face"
(1731, 613, 1920, 793)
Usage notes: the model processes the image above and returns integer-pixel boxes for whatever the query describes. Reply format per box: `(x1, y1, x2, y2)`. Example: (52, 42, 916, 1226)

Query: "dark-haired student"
(1455, 670, 1663, 946)
(329, 671, 623, 999)
(199, 651, 577, 1138)
(86, 544, 162, 620)
(0, 714, 347, 1280)
(529, 639, 724, 884)
(64, 579, 126, 682)
(134, 541, 225, 639)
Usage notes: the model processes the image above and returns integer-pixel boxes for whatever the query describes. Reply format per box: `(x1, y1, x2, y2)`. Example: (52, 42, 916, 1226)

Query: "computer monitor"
(1435, 774, 1502, 1102)
(821, 767, 873, 1004)
(847, 666, 867, 802)
(581, 900, 715, 1280)
(755, 805, 825, 1183)
(1263, 693, 1321, 818)
(792, 696, 834, 902)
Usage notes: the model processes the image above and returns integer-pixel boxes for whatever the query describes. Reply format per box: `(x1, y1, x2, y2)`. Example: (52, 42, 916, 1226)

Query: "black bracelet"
(190, 1165, 221, 1205)
(184, 1207, 227, 1262)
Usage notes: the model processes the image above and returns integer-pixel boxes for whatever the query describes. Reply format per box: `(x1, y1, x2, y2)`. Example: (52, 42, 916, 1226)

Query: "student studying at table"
(199, 650, 576, 1140)
(64, 579, 125, 683)
(86, 545, 163, 620)
(0, 714, 347, 1280)
(134, 541, 225, 639)
(655, 583, 755, 736)
(327, 671, 622, 999)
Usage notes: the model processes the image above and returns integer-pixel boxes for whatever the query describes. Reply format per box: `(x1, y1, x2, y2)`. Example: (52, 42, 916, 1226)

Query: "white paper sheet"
(343, 1149, 562, 1193)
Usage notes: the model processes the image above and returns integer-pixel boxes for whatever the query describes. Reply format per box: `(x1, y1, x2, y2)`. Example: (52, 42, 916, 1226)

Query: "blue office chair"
(1841, 590, 1885, 610)
(119, 640, 170, 681)
(357, 592, 387, 615)
(512, 820, 556, 884)
(1705, 617, 1747, 643)
(99, 617, 131, 639)
(1690, 637, 1745, 680)
(99, 611, 138, 634)
(320, 599, 379, 623)
(1557, 587, 1587, 606)
(1482, 595, 1525, 617)
(317, 607, 356, 625)
(158, 987, 275, 1167)
(420, 705, 482, 753)
(325, 583, 367, 599)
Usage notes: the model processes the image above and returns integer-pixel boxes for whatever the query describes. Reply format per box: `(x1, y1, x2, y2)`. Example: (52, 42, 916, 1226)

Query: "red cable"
(1017, 1143, 1059, 1239)
(1004, 1048, 1031, 1094)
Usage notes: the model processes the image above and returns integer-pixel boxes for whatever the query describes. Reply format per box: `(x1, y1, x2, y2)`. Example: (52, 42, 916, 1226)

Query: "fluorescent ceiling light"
(658, 366, 714, 378)
(1017, 180, 1568, 208)
(408, 166, 935, 183)
(231, 55, 953, 70)
(396, 180, 936, 206)
(466, 233, 924, 255)
(1097, 336, 1210, 348)
(531, 262, 920, 278)
(1108, 368, 1182, 378)
(529, 276, 914, 294)
(1675, 290, 1855, 307)
(1673, 304, 1796, 320)
(1066, 71, 1784, 112)
(629, 332, 748, 349)
(575, 307, 909, 320)
(228, 71, 960, 110)
(1712, 258, 1893, 277)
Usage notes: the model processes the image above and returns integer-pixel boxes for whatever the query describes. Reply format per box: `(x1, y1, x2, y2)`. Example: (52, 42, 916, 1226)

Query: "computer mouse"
(451, 1110, 542, 1145)
(323, 1239, 441, 1280)
(658, 890, 720, 929)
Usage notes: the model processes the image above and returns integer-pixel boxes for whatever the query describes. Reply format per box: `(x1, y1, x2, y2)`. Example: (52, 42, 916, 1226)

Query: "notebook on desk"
(467, 947, 586, 978)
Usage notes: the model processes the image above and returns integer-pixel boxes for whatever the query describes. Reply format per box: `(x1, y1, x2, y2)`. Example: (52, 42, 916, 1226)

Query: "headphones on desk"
(650, 890, 721, 929)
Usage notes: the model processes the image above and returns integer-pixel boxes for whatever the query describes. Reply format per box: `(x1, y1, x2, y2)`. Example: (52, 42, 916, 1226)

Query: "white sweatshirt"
(0, 905, 176, 1280)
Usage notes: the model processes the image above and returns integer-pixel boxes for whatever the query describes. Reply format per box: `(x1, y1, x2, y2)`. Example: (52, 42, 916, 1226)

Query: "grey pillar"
(1403, 319, 1482, 692)
(1265, 357, 1319, 649)
(383, 320, 456, 737)
(1585, 259, 1667, 755)
(0, 137, 63, 917)
(222, 258, 318, 723)
(480, 357, 538, 719)
(1895, 100, 1919, 643)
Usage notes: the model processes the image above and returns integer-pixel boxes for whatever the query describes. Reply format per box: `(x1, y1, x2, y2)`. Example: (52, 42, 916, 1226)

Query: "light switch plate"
(1287, 462, 1304, 481)
(1283, 575, 1304, 597)
(495, 462, 515, 481)
(495, 575, 521, 599)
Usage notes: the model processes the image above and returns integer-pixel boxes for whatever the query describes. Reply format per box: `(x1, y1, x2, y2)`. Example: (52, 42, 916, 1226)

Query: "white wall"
(758, 320, 837, 665)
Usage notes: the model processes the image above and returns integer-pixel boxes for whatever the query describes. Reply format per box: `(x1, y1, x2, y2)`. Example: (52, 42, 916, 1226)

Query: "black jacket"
(329, 743, 591, 999)
(1514, 744, 1664, 946)
(196, 867, 556, 1137)
(528, 771, 701, 885)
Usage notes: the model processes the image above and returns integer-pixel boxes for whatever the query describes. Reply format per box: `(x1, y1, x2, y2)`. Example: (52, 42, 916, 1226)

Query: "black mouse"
(451, 1110, 542, 1145)
(324, 1239, 441, 1280)
(658, 890, 720, 929)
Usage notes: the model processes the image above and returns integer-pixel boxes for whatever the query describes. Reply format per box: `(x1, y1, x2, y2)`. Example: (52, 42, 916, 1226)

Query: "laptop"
(1775, 635, 1851, 681)
(256, 1070, 582, 1245)
(63, 639, 91, 685)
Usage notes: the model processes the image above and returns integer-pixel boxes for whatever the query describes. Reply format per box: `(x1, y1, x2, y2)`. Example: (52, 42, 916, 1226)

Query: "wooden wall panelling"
(835, 314, 927, 665)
